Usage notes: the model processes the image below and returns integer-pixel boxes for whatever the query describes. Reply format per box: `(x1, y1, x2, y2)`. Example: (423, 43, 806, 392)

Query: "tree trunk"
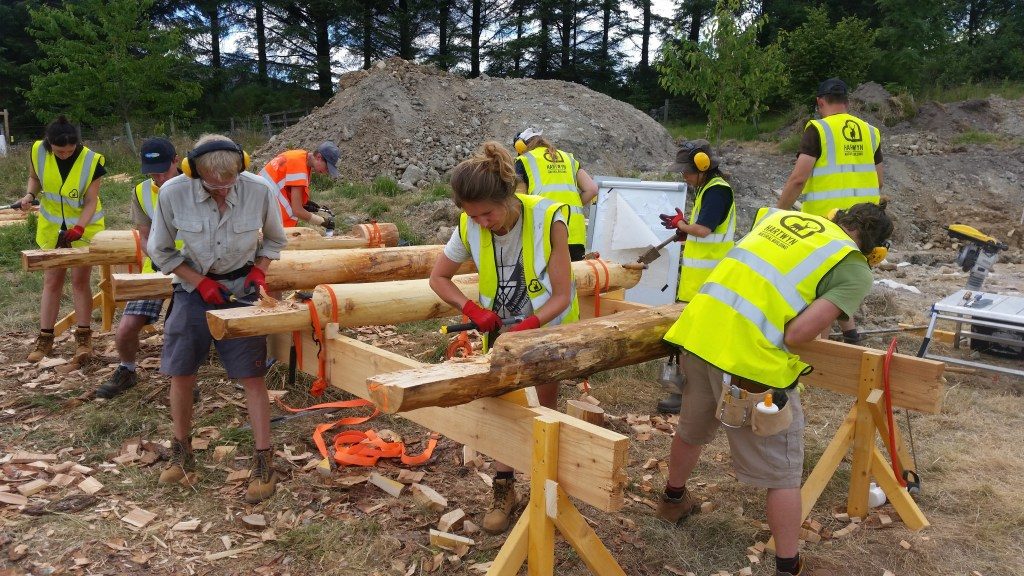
(514, 6, 524, 74)
(688, 0, 703, 42)
(207, 260, 642, 339)
(314, 14, 333, 97)
(399, 0, 413, 60)
(639, 0, 651, 70)
(601, 0, 611, 64)
(362, 2, 373, 69)
(207, 1, 221, 68)
(367, 303, 686, 413)
(560, 0, 572, 77)
(538, 13, 550, 77)
(438, 0, 450, 70)
(470, 0, 482, 77)
(255, 0, 267, 81)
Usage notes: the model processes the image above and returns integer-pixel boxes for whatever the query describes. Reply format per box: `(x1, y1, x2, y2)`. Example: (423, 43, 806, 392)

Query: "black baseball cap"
(817, 77, 848, 97)
(140, 138, 176, 173)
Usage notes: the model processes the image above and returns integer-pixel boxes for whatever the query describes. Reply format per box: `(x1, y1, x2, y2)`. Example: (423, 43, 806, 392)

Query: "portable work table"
(918, 289, 1024, 376)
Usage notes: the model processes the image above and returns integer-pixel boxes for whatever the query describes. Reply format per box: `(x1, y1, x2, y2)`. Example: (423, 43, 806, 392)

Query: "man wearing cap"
(777, 78, 883, 344)
(259, 141, 340, 230)
(513, 127, 598, 261)
(654, 139, 736, 413)
(95, 138, 181, 399)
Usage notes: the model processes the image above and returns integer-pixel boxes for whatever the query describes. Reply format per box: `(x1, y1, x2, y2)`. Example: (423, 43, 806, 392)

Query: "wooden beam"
(208, 259, 642, 340)
(368, 303, 685, 413)
(269, 330, 629, 512)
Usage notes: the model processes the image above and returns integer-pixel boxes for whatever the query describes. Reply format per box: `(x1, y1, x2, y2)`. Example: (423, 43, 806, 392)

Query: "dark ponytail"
(43, 115, 79, 151)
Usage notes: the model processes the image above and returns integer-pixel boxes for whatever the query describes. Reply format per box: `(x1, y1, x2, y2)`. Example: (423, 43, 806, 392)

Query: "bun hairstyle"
(450, 141, 518, 207)
(43, 115, 80, 151)
(833, 196, 893, 253)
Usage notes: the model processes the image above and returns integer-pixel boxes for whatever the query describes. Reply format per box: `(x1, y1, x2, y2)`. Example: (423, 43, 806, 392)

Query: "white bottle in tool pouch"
(756, 393, 780, 415)
(751, 388, 793, 437)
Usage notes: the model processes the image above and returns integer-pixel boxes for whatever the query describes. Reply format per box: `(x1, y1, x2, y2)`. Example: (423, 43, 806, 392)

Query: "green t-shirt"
(816, 253, 873, 320)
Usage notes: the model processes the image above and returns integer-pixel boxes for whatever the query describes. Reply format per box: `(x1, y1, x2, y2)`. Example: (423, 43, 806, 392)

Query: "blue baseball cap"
(317, 141, 341, 178)
(140, 138, 176, 173)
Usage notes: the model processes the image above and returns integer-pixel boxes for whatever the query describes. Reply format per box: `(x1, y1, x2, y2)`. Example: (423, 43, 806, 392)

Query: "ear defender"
(514, 138, 528, 155)
(180, 140, 250, 179)
(691, 150, 711, 172)
(827, 208, 888, 266)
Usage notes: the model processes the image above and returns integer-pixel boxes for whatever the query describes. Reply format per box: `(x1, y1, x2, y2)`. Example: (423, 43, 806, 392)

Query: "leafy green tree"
(24, 0, 200, 126)
(779, 6, 878, 100)
(658, 0, 788, 140)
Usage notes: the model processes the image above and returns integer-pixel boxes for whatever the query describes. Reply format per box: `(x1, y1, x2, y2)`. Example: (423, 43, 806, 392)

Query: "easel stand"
(771, 351, 929, 551)
(488, 416, 626, 576)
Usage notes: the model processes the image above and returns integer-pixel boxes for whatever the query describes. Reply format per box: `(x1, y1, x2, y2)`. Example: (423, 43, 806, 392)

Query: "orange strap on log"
(445, 314, 475, 359)
(583, 258, 610, 318)
(304, 299, 328, 397)
(361, 221, 384, 248)
(130, 229, 143, 273)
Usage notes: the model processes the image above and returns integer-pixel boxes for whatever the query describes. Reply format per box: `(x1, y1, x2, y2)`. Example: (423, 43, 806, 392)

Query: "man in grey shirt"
(148, 134, 287, 504)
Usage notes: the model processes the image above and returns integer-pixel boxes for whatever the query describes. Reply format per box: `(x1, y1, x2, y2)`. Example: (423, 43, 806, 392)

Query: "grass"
(953, 130, 1006, 146)
(665, 112, 793, 142)
(918, 80, 1024, 103)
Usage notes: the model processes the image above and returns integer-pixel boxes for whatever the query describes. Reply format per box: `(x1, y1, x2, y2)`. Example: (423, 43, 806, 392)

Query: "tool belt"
(207, 264, 253, 281)
(716, 375, 794, 437)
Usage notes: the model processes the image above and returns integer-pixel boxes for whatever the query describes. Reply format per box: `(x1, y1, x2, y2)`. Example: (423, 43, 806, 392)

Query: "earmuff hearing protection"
(827, 208, 889, 267)
(690, 149, 711, 172)
(180, 140, 251, 179)
(513, 127, 543, 156)
(514, 138, 528, 155)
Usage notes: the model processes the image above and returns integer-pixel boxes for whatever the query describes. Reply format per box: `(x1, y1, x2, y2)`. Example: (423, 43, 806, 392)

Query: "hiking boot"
(776, 558, 834, 576)
(657, 393, 682, 414)
(657, 486, 700, 524)
(159, 437, 198, 486)
(841, 329, 862, 344)
(245, 448, 279, 504)
(72, 326, 93, 363)
(482, 478, 516, 534)
(96, 365, 138, 399)
(26, 331, 55, 363)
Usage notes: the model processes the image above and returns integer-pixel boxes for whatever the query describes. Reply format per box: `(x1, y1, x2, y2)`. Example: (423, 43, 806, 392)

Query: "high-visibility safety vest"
(135, 179, 183, 273)
(258, 150, 310, 227)
(677, 176, 735, 302)
(32, 140, 105, 249)
(518, 147, 586, 246)
(664, 210, 864, 389)
(800, 113, 881, 216)
(459, 193, 580, 330)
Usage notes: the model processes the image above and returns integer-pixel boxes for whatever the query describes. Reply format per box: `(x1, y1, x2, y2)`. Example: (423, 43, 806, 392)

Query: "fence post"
(124, 122, 137, 155)
(663, 98, 669, 123)
(263, 114, 271, 138)
(230, 116, 236, 133)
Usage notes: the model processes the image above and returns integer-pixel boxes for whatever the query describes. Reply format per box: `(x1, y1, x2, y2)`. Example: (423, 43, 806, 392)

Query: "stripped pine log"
(207, 259, 642, 340)
(112, 245, 474, 301)
(367, 304, 685, 413)
(22, 224, 399, 271)
(368, 303, 947, 414)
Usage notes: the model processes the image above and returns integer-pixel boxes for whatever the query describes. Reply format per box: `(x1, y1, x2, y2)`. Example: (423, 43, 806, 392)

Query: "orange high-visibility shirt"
(259, 149, 310, 227)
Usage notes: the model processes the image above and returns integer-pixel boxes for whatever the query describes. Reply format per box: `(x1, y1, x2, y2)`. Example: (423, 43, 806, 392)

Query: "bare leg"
(240, 376, 271, 450)
(766, 487, 802, 558)
(115, 314, 150, 363)
(39, 268, 67, 329)
(170, 375, 196, 441)
(70, 266, 93, 326)
(667, 434, 703, 487)
(838, 317, 856, 332)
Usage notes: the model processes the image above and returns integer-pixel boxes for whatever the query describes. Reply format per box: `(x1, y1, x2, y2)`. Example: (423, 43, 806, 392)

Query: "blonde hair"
(525, 136, 560, 162)
(450, 141, 518, 207)
(193, 133, 243, 180)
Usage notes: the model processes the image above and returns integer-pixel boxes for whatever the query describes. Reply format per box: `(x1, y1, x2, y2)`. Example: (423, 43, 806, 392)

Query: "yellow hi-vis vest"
(677, 176, 735, 302)
(459, 193, 580, 331)
(800, 113, 881, 216)
(32, 140, 105, 249)
(664, 210, 863, 388)
(518, 147, 586, 246)
(135, 179, 183, 273)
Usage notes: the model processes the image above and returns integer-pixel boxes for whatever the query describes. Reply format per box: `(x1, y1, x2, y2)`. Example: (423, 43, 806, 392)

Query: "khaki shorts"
(675, 352, 805, 489)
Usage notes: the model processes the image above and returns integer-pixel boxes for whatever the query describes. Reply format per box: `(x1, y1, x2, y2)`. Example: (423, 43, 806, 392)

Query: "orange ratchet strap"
(304, 299, 328, 397)
(583, 258, 610, 318)
(445, 314, 475, 359)
(362, 221, 384, 248)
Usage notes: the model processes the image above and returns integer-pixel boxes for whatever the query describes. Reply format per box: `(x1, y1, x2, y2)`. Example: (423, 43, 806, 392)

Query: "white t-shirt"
(444, 211, 567, 321)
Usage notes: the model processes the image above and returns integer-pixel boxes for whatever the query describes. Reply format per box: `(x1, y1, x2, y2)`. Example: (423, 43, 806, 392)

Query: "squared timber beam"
(269, 330, 629, 512)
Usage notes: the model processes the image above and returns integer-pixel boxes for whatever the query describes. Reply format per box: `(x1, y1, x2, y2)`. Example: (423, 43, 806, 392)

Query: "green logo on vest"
(842, 120, 863, 142)
(527, 279, 543, 294)
(780, 215, 825, 239)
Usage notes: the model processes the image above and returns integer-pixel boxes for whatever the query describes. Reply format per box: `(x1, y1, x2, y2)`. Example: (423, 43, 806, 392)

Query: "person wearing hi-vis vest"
(430, 141, 578, 535)
(655, 139, 736, 414)
(94, 138, 181, 400)
(512, 127, 598, 261)
(258, 141, 340, 230)
(777, 78, 883, 344)
(16, 116, 106, 364)
(656, 202, 893, 576)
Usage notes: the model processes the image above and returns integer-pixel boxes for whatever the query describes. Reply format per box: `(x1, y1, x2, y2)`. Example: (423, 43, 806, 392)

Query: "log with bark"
(206, 259, 643, 340)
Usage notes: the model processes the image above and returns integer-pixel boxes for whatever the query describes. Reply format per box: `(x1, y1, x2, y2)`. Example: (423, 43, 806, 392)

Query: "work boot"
(245, 448, 279, 504)
(482, 478, 516, 534)
(72, 326, 93, 364)
(657, 393, 682, 414)
(657, 486, 699, 524)
(159, 437, 198, 486)
(776, 557, 834, 576)
(95, 365, 138, 399)
(26, 331, 55, 363)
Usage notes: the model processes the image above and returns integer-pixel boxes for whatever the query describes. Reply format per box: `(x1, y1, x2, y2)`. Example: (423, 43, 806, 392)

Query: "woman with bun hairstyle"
(16, 116, 106, 363)
(429, 141, 579, 534)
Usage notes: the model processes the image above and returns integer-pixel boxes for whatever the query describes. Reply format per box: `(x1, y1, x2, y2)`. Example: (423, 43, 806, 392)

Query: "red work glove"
(63, 225, 85, 243)
(243, 266, 267, 295)
(509, 315, 541, 332)
(659, 208, 686, 230)
(462, 300, 502, 332)
(196, 277, 230, 305)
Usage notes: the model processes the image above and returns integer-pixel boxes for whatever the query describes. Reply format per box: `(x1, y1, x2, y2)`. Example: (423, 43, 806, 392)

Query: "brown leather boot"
(159, 437, 198, 486)
(72, 326, 93, 364)
(26, 331, 55, 363)
(657, 486, 700, 524)
(482, 478, 517, 534)
(245, 448, 279, 504)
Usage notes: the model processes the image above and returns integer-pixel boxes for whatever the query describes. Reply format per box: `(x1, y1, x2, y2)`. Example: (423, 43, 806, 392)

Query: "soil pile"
(255, 58, 676, 188)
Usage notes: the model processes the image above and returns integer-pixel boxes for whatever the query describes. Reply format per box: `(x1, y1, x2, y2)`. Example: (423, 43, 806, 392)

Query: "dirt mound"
(256, 58, 676, 187)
